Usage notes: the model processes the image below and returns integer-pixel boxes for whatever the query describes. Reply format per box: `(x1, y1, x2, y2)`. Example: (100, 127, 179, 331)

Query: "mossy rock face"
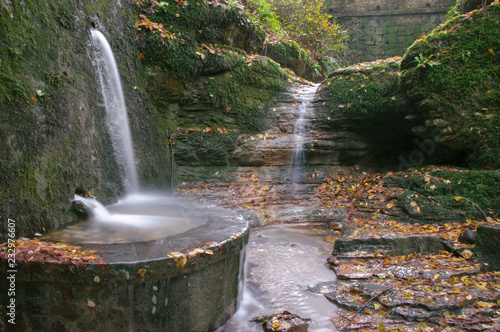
(313, 58, 461, 168)
(138, 0, 291, 179)
(400, 3, 500, 168)
(0, 1, 170, 239)
(386, 168, 500, 223)
(137, 0, 265, 80)
(173, 130, 240, 166)
(265, 41, 319, 81)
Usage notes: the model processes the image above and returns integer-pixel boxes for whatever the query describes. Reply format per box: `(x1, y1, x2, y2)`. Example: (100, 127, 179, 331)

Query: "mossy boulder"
(386, 168, 500, 223)
(400, 3, 500, 168)
(265, 41, 320, 82)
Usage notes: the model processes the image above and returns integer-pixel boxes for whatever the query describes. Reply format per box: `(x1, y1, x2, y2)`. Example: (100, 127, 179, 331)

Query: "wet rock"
(333, 235, 449, 256)
(70, 200, 90, 219)
(458, 229, 476, 245)
(322, 282, 388, 311)
(475, 225, 500, 271)
(251, 311, 310, 332)
(391, 306, 437, 321)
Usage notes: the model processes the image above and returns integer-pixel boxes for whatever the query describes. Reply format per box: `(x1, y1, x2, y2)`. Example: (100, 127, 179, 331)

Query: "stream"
(220, 226, 338, 332)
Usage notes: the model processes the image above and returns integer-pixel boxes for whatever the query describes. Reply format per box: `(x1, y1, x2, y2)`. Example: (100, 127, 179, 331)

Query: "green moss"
(388, 168, 500, 221)
(266, 41, 319, 81)
(320, 58, 404, 119)
(137, 0, 265, 79)
(0, 0, 171, 240)
(401, 4, 500, 168)
(204, 56, 289, 132)
(174, 130, 240, 166)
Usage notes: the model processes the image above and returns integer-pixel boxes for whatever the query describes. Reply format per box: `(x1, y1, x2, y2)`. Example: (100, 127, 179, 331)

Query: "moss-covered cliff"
(0, 0, 170, 239)
(401, 3, 500, 168)
(134, 0, 293, 172)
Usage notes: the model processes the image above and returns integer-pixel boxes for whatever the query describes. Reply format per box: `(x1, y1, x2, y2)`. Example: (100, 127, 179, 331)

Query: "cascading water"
(290, 84, 319, 185)
(91, 29, 139, 193)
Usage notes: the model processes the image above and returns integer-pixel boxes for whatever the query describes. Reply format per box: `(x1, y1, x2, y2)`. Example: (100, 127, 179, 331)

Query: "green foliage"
(415, 53, 440, 69)
(245, 0, 285, 41)
(401, 3, 500, 168)
(269, 0, 346, 59)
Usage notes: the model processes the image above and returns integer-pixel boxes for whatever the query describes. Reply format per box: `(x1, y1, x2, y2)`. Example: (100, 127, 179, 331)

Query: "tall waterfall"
(290, 84, 318, 184)
(91, 29, 139, 193)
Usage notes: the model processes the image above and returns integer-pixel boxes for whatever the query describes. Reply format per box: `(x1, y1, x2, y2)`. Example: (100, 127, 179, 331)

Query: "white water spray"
(290, 84, 319, 184)
(91, 29, 139, 193)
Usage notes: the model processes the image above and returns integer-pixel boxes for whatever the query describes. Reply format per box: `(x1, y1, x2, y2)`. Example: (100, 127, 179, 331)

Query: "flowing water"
(220, 226, 337, 331)
(290, 84, 319, 185)
(91, 29, 139, 193)
(84, 31, 336, 329)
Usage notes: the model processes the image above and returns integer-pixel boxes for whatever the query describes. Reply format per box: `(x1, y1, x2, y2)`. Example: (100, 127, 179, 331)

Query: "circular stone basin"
(2, 195, 249, 331)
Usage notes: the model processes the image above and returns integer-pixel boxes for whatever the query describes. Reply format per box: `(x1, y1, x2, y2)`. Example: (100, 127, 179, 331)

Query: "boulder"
(400, 3, 500, 168)
(475, 225, 500, 270)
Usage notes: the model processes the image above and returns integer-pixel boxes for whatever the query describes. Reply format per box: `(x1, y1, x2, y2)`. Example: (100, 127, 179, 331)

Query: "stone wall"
(325, 0, 456, 63)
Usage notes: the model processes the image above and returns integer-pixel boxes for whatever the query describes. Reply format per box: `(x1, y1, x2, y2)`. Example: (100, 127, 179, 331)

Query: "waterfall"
(91, 29, 139, 193)
(290, 84, 319, 184)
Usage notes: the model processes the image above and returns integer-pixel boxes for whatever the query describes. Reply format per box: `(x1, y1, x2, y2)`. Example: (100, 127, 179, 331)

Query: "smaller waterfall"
(74, 194, 112, 221)
(290, 84, 318, 184)
(91, 29, 139, 193)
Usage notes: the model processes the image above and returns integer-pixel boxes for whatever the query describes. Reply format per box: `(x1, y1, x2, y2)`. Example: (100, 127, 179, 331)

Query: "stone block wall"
(325, 0, 456, 64)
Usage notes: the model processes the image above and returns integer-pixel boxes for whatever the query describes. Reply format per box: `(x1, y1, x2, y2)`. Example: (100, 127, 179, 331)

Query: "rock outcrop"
(400, 3, 500, 168)
(314, 57, 463, 169)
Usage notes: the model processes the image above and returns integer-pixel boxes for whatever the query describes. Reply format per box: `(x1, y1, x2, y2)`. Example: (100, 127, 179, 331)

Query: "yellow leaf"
(169, 252, 187, 267)
(374, 302, 382, 310)
(138, 268, 147, 277)
(462, 249, 473, 259)
(189, 248, 204, 258)
(475, 301, 496, 308)
(454, 196, 462, 202)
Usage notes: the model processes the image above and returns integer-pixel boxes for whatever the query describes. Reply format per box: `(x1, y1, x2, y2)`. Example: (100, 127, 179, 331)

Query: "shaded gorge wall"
(0, 0, 170, 240)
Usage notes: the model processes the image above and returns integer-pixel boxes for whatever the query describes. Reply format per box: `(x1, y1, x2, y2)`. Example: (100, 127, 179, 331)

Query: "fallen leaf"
(138, 268, 147, 277)
(462, 249, 473, 259)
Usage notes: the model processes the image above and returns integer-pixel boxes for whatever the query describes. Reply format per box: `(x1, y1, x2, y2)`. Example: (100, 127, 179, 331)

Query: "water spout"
(91, 29, 139, 193)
